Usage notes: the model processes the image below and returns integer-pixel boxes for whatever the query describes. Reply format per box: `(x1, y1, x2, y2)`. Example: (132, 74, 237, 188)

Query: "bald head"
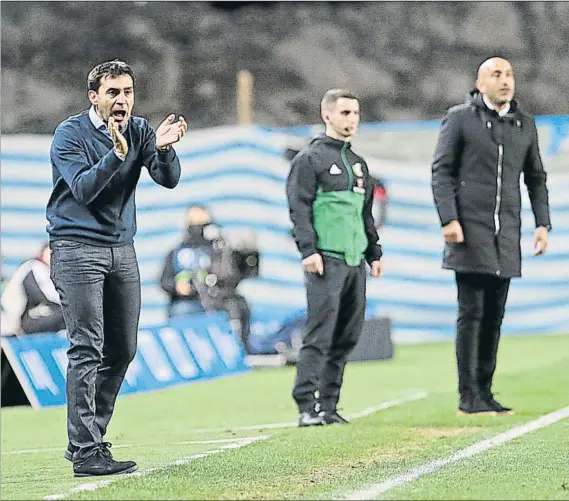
(476, 57, 515, 110)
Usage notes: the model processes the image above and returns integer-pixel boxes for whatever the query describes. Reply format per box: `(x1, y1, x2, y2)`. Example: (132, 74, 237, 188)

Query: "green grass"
(2, 334, 568, 500)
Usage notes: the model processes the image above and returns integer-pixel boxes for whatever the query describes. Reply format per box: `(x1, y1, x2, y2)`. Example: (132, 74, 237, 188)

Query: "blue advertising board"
(0, 312, 250, 408)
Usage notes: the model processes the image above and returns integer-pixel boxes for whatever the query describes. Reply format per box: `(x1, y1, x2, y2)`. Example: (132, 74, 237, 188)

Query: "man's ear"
(88, 90, 98, 106)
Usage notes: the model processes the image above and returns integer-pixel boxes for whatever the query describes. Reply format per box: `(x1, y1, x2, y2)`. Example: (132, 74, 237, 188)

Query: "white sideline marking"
(342, 405, 569, 500)
(43, 436, 269, 500)
(187, 391, 429, 433)
(40, 391, 427, 500)
(2, 437, 253, 456)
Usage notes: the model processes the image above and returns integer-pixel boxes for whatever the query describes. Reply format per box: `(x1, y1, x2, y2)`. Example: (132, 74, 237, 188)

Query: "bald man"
(431, 57, 551, 416)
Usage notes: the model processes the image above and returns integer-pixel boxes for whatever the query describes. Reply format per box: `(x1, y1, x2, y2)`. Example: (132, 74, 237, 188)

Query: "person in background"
(160, 205, 258, 352)
(1, 243, 65, 336)
(431, 57, 551, 416)
(371, 176, 388, 230)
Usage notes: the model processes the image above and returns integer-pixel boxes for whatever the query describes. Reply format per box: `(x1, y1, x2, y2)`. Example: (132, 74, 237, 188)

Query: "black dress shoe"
(457, 395, 497, 416)
(485, 395, 515, 415)
(298, 411, 324, 427)
(321, 411, 349, 425)
(73, 445, 137, 478)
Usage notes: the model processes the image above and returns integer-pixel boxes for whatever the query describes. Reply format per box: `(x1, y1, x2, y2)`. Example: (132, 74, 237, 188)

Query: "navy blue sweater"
(46, 111, 181, 246)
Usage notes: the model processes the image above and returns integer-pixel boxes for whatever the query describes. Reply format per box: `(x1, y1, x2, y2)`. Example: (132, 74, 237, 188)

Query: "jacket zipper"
(340, 142, 354, 190)
(494, 144, 503, 235)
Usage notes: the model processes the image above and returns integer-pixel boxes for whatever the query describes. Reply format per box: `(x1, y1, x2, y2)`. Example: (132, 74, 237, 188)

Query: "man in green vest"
(286, 89, 385, 427)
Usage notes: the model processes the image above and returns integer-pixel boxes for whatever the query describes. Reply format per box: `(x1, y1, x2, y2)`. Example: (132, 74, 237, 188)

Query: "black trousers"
(221, 294, 251, 353)
(455, 272, 511, 399)
(293, 256, 366, 413)
(50, 240, 140, 461)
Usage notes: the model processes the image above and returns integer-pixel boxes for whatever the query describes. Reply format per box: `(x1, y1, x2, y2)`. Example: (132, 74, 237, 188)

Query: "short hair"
(87, 60, 135, 92)
(321, 89, 359, 109)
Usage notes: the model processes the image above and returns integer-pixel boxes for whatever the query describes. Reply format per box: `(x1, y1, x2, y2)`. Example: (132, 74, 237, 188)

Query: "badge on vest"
(352, 162, 363, 177)
(353, 177, 365, 193)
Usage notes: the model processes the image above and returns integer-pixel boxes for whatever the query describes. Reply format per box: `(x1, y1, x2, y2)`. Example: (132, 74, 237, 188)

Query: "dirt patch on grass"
(412, 426, 488, 440)
(289, 427, 487, 496)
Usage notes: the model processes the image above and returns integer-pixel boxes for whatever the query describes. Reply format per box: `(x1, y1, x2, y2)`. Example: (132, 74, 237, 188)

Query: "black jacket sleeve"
(286, 151, 319, 259)
(523, 118, 551, 229)
(160, 250, 177, 297)
(363, 164, 383, 264)
(431, 109, 464, 226)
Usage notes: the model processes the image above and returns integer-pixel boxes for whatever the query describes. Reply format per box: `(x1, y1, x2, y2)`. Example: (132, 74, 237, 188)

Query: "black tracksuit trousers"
(293, 256, 366, 413)
(455, 272, 511, 400)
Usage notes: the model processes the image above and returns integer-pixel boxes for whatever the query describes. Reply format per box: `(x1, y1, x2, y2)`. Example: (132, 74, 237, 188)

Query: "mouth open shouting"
(110, 109, 129, 125)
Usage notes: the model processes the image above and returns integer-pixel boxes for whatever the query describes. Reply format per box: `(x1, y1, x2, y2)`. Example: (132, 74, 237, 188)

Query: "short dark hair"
(321, 89, 359, 108)
(87, 60, 135, 92)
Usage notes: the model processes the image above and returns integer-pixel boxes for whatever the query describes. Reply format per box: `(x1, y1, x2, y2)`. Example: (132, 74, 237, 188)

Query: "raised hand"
(156, 114, 188, 150)
(108, 116, 128, 158)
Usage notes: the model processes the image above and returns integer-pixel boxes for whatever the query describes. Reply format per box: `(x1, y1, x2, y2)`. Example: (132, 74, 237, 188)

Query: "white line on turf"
(2, 437, 256, 456)
(43, 436, 269, 500)
(186, 391, 429, 433)
(40, 391, 427, 500)
(342, 405, 569, 500)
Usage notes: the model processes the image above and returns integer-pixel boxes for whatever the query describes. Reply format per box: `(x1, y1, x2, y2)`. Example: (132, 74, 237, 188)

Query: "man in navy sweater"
(47, 60, 187, 477)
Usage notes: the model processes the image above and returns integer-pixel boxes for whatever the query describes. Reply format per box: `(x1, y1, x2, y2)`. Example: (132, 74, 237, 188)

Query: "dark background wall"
(2, 1, 568, 133)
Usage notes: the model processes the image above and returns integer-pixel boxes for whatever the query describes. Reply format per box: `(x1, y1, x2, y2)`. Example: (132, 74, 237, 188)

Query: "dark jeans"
(293, 256, 366, 413)
(455, 272, 511, 400)
(50, 240, 140, 460)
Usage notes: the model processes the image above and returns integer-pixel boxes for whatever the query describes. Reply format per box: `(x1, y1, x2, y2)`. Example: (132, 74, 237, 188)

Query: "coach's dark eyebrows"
(106, 85, 133, 94)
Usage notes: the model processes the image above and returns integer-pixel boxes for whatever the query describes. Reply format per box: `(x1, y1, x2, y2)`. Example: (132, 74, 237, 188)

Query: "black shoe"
(321, 411, 349, 425)
(484, 394, 515, 415)
(298, 411, 324, 427)
(457, 395, 497, 416)
(73, 445, 137, 478)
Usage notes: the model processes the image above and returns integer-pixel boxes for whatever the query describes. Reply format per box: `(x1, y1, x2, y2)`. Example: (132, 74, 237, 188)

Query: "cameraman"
(160, 205, 258, 352)
(1, 243, 65, 336)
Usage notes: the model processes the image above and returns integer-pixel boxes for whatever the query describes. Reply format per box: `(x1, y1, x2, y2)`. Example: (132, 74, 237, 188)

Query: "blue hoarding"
(0, 311, 250, 408)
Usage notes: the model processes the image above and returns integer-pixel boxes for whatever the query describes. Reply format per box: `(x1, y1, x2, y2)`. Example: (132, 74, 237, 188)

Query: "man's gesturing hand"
(303, 253, 324, 275)
(108, 116, 128, 158)
(443, 220, 465, 244)
(156, 114, 188, 150)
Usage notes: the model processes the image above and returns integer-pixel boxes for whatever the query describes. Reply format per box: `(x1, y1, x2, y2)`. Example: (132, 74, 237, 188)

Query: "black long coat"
(431, 91, 551, 278)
